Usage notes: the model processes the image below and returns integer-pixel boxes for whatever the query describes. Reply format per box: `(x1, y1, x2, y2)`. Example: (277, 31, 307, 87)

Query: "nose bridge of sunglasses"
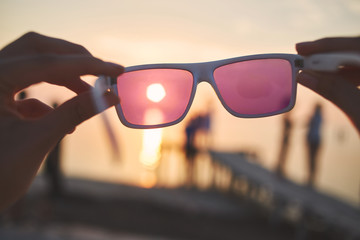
(192, 62, 216, 85)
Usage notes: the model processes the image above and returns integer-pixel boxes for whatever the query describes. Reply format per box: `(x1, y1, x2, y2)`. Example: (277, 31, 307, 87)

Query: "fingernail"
(297, 71, 319, 90)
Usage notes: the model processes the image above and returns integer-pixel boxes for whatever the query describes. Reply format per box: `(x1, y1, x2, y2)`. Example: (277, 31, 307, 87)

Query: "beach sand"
(0, 176, 331, 240)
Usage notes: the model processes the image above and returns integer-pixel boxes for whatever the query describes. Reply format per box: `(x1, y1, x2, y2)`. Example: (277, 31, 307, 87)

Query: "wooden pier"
(210, 151, 360, 239)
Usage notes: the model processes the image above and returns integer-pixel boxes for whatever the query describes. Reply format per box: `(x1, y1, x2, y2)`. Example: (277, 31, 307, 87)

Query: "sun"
(146, 83, 166, 103)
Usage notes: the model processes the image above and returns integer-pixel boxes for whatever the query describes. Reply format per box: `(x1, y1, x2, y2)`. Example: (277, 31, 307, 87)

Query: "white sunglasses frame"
(106, 54, 301, 129)
(95, 52, 360, 129)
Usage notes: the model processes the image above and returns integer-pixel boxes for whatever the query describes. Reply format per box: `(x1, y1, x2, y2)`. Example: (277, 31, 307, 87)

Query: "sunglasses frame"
(106, 53, 303, 129)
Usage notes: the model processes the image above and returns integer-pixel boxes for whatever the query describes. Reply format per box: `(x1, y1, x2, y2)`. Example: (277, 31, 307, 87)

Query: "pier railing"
(209, 151, 360, 240)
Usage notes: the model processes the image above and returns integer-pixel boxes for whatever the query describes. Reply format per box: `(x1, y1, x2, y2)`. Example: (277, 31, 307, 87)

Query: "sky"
(1, 0, 360, 204)
(1, 0, 360, 63)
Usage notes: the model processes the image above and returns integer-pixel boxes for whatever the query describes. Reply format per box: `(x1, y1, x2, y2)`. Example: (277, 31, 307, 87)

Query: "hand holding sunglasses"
(0, 32, 124, 211)
(94, 52, 360, 129)
(296, 37, 360, 133)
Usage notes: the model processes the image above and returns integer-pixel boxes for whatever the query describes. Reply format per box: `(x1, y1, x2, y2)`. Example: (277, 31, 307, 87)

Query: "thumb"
(41, 89, 119, 139)
(297, 71, 360, 132)
(296, 71, 358, 107)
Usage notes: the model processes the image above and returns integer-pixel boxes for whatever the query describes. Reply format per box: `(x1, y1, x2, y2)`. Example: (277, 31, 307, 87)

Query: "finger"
(296, 37, 360, 56)
(15, 99, 53, 119)
(297, 71, 359, 104)
(297, 71, 360, 131)
(0, 55, 124, 95)
(0, 32, 91, 58)
(41, 89, 120, 135)
(65, 77, 92, 94)
(339, 67, 360, 86)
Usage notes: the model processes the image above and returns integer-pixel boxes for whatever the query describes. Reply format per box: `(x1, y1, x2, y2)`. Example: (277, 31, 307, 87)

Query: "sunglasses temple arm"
(93, 75, 121, 161)
(302, 52, 360, 72)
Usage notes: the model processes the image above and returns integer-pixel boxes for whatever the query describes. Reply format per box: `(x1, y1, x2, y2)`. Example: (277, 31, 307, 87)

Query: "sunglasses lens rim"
(213, 58, 296, 118)
(115, 68, 195, 129)
(112, 54, 298, 129)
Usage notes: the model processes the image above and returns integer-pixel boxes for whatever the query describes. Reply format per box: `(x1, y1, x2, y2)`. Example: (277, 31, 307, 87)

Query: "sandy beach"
(1, 175, 341, 240)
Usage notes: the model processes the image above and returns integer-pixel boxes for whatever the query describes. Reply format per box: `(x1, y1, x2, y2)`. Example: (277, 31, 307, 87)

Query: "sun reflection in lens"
(140, 128, 162, 167)
(139, 108, 164, 188)
(146, 83, 166, 102)
(139, 83, 166, 188)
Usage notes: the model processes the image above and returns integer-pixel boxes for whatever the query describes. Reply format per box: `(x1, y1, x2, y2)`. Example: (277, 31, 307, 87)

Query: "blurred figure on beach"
(44, 102, 64, 197)
(184, 110, 212, 187)
(275, 112, 293, 177)
(184, 116, 200, 187)
(305, 103, 323, 186)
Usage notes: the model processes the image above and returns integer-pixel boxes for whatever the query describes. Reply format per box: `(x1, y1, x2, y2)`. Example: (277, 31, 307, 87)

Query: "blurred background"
(1, 0, 359, 239)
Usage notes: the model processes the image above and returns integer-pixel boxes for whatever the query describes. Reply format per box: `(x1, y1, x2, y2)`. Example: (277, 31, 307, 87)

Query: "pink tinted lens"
(117, 69, 193, 126)
(214, 59, 293, 115)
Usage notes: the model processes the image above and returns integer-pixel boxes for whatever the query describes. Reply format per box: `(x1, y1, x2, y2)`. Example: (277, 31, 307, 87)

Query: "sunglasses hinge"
(295, 58, 304, 68)
(110, 77, 117, 85)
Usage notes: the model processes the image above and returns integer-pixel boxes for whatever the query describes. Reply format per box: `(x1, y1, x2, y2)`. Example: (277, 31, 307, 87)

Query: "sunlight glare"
(139, 171, 157, 188)
(146, 83, 166, 103)
(140, 128, 163, 170)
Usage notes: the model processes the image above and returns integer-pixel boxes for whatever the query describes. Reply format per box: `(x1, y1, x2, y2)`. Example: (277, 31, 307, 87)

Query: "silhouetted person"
(44, 103, 63, 197)
(197, 111, 212, 148)
(276, 112, 293, 177)
(184, 110, 213, 187)
(306, 103, 323, 186)
(184, 117, 199, 187)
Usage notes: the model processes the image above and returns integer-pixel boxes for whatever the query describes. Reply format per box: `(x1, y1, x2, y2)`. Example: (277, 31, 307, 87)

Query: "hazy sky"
(1, 0, 360, 64)
(1, 0, 359, 204)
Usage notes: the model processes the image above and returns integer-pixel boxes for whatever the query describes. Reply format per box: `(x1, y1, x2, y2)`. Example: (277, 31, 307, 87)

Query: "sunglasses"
(95, 52, 360, 129)
(95, 54, 303, 129)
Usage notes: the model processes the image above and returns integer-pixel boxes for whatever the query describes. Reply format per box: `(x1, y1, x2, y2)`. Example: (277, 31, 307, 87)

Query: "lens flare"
(139, 128, 162, 169)
(139, 109, 164, 173)
(146, 83, 166, 103)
